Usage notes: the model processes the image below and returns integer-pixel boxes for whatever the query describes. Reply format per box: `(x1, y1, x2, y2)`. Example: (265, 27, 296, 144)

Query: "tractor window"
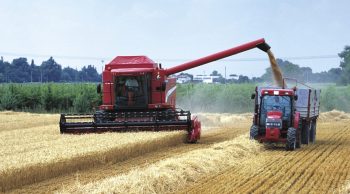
(260, 95, 292, 127)
(114, 75, 149, 108)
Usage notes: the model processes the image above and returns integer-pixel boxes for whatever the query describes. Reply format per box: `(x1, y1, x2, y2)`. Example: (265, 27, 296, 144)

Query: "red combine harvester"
(250, 79, 321, 150)
(60, 38, 271, 143)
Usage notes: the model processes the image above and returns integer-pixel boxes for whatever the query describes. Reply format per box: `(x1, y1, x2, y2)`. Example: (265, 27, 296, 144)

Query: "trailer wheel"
(309, 120, 316, 143)
(250, 125, 258, 140)
(296, 129, 301, 148)
(286, 127, 297, 151)
(301, 122, 310, 145)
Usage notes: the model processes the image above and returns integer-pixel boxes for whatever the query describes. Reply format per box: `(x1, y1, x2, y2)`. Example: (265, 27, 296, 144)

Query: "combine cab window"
(260, 95, 292, 128)
(114, 74, 150, 109)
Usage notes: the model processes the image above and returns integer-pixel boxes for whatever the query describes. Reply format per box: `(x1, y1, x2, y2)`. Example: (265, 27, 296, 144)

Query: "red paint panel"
(265, 128, 281, 141)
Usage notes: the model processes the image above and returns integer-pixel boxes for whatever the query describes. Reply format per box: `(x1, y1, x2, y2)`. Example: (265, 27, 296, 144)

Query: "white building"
(193, 75, 220, 84)
(176, 74, 192, 83)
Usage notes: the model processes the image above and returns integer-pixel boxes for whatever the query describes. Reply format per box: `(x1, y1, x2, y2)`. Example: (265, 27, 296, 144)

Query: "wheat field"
(0, 112, 186, 191)
(1, 111, 350, 193)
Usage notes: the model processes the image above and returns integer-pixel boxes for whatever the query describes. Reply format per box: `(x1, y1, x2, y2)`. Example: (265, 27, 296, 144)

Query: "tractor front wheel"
(250, 125, 259, 140)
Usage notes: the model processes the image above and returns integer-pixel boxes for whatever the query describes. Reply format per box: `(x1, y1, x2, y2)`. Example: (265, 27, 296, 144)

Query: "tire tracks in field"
(179, 139, 321, 194)
(298, 139, 347, 193)
(241, 134, 335, 193)
(8, 126, 247, 194)
(246, 126, 345, 193)
(179, 122, 350, 194)
(276, 126, 348, 193)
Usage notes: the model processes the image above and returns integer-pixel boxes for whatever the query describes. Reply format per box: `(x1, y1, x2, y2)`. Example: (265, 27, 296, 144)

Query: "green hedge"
(176, 83, 350, 113)
(0, 83, 349, 113)
(0, 83, 101, 113)
(176, 83, 255, 113)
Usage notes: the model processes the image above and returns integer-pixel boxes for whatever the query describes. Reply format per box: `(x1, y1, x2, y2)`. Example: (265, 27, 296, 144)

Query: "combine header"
(60, 38, 271, 143)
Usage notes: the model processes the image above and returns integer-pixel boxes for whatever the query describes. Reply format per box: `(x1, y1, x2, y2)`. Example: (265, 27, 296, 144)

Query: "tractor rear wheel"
(309, 120, 316, 143)
(286, 127, 297, 151)
(301, 122, 310, 145)
(250, 125, 258, 140)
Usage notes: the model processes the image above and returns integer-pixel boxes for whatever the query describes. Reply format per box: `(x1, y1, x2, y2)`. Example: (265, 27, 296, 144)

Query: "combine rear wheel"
(250, 125, 258, 140)
(286, 127, 297, 151)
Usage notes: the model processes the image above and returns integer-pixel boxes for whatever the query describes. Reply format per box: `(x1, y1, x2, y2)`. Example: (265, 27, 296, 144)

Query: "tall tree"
(338, 46, 350, 85)
(9, 58, 31, 82)
(61, 67, 79, 82)
(41, 57, 62, 82)
(79, 65, 101, 82)
(30, 59, 41, 82)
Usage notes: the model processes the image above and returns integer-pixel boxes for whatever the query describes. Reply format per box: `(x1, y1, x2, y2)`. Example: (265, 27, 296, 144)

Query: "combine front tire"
(94, 110, 106, 123)
(250, 125, 258, 140)
(286, 127, 297, 151)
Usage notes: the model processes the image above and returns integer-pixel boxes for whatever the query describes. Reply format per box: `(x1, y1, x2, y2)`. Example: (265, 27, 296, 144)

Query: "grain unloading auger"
(60, 38, 271, 143)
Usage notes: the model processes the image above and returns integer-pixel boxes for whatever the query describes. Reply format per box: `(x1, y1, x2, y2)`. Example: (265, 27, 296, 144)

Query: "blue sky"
(0, 0, 349, 77)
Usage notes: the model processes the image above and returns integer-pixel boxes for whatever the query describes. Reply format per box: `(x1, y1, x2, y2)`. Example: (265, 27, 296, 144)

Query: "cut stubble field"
(1, 111, 350, 194)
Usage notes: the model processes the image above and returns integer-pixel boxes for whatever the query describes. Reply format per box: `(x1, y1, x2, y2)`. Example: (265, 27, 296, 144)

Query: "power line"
(0, 52, 107, 61)
(0, 51, 339, 63)
(156, 55, 339, 62)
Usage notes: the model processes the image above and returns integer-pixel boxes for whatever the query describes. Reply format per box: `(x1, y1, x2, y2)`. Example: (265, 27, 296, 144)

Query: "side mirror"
(97, 84, 101, 94)
(294, 95, 298, 101)
(251, 93, 256, 99)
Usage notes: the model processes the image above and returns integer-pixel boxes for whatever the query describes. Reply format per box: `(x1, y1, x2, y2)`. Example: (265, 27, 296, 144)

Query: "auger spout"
(165, 38, 270, 76)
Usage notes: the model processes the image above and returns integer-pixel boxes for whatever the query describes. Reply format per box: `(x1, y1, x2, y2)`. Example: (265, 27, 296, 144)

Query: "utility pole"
(101, 60, 104, 82)
(40, 67, 43, 83)
(225, 66, 227, 84)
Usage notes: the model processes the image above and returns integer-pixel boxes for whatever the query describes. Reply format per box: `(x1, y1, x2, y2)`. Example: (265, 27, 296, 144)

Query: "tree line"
(0, 57, 101, 83)
(0, 45, 349, 85)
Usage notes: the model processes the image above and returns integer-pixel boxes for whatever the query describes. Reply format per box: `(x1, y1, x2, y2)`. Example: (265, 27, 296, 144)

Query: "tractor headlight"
(266, 119, 282, 128)
(266, 121, 282, 128)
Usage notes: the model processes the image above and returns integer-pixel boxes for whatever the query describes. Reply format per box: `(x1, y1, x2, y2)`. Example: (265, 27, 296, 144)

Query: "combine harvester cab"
(60, 38, 272, 143)
(250, 79, 321, 150)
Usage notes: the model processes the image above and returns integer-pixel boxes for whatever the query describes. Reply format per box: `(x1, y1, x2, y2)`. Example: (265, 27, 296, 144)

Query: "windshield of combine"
(114, 75, 150, 108)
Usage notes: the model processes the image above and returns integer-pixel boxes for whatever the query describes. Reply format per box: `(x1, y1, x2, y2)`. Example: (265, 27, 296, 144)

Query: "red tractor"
(250, 79, 321, 150)
(60, 38, 272, 143)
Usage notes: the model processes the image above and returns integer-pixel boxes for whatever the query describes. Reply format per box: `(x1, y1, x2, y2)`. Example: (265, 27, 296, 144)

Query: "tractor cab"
(260, 94, 293, 130)
(252, 88, 296, 141)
